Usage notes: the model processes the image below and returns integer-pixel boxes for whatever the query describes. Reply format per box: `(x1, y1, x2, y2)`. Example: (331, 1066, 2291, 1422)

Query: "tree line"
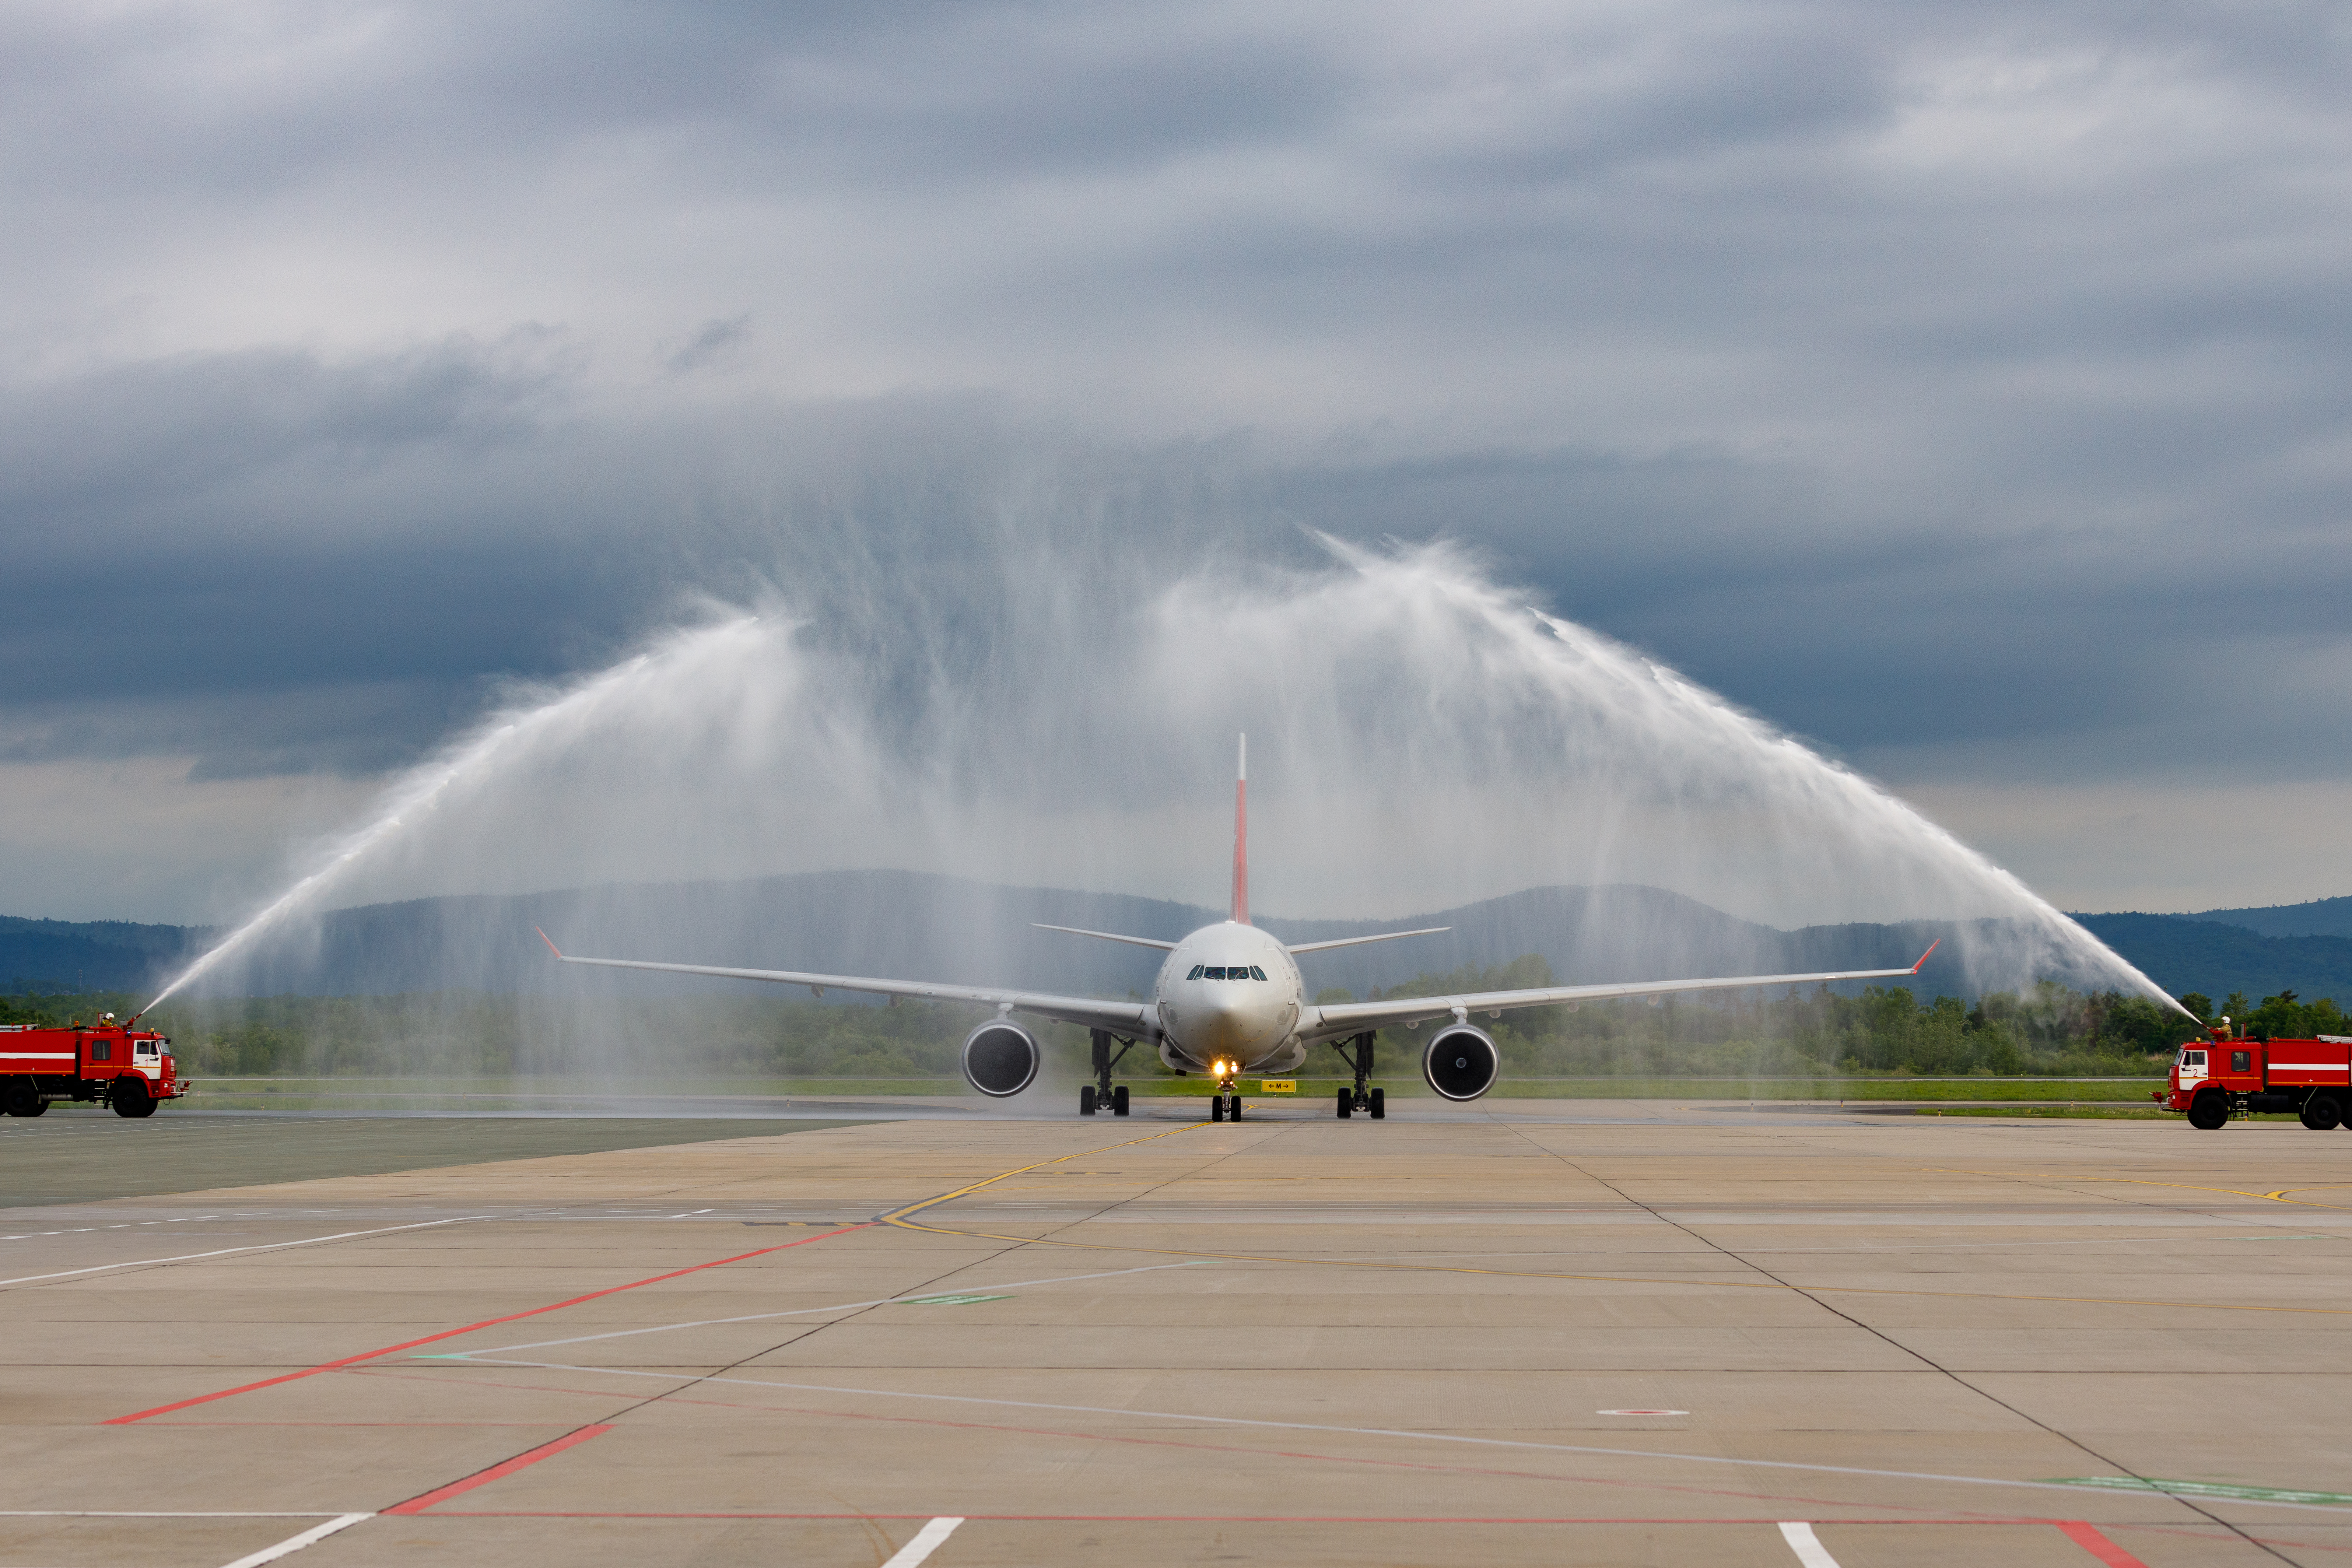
(2, 962, 2324, 1081)
(1358, 958, 2225, 1077)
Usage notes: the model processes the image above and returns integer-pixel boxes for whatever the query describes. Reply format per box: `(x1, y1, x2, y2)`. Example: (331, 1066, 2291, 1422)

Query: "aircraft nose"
(1193, 989, 1245, 1046)
(1199, 988, 1269, 1051)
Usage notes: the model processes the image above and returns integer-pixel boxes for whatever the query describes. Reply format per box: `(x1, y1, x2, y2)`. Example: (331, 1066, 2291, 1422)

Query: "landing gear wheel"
(1080, 1085, 1097, 1116)
(4, 1081, 46, 1118)
(1336, 1087, 1352, 1119)
(112, 1079, 154, 1119)
(1112, 1085, 1130, 1116)
(2187, 1091, 2228, 1130)
(1228, 1094, 1243, 1121)
(2302, 1094, 2341, 1131)
(1210, 1095, 1224, 1123)
(1369, 1087, 1385, 1120)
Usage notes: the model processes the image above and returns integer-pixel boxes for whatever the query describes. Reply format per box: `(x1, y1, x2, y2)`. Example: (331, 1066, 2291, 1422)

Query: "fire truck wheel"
(111, 1081, 154, 1119)
(2186, 1091, 2229, 1130)
(2301, 1094, 2342, 1132)
(3, 1081, 46, 1118)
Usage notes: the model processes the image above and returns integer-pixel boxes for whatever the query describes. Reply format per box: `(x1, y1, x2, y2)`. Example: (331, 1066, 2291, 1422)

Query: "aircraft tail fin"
(1231, 733, 1249, 925)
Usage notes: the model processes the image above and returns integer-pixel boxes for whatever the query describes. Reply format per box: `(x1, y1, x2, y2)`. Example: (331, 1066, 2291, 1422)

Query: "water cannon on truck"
(2155, 1018, 2352, 1130)
(0, 1012, 189, 1118)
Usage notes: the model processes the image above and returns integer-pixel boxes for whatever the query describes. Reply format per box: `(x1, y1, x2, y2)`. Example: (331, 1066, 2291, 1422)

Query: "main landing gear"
(1331, 1032, 1384, 1120)
(1079, 1031, 1134, 1117)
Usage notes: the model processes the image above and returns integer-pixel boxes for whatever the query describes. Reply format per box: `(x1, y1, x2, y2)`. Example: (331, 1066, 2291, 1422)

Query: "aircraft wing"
(539, 934, 1155, 1036)
(1302, 943, 1939, 1041)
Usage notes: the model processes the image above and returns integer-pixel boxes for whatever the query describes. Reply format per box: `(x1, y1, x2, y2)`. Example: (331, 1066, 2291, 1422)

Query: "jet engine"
(961, 1020, 1041, 1097)
(1422, 1023, 1500, 1101)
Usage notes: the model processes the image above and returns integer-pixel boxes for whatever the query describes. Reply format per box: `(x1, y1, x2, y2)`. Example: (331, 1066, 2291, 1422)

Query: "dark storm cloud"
(0, 338, 617, 775)
(0, 3, 1348, 199)
(0, 352, 1273, 780)
(1268, 442, 2352, 768)
(0, 336, 570, 533)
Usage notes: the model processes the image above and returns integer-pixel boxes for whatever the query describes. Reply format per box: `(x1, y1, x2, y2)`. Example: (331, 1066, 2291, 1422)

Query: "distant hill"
(0, 914, 217, 995)
(2069, 914, 2352, 1004)
(9, 874, 2351, 1005)
(2185, 894, 2352, 941)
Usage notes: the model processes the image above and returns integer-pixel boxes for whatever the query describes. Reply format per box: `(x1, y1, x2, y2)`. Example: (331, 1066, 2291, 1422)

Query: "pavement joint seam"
(1504, 1124, 2302, 1566)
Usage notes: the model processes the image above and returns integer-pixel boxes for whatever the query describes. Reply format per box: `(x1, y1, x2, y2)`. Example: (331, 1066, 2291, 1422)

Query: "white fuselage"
(1152, 921, 1307, 1077)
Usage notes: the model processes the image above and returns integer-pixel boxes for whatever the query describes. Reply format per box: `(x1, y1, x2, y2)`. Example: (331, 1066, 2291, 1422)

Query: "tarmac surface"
(3, 1097, 2349, 1567)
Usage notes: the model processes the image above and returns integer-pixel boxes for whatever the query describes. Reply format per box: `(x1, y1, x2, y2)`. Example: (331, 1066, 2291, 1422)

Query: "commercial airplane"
(540, 738, 1937, 1121)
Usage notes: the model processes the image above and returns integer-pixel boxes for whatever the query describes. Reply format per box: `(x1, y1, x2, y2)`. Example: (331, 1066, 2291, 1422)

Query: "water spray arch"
(148, 536, 2185, 1018)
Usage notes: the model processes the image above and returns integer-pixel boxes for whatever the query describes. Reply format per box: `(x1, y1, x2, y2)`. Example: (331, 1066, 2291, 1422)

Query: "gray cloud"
(1, 1, 2349, 919)
(665, 314, 751, 374)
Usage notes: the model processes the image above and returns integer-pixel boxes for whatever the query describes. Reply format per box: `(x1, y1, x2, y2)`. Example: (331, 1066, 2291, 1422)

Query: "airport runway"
(2, 1103, 2348, 1567)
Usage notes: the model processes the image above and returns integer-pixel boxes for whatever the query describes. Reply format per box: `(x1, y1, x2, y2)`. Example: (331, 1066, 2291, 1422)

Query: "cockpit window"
(1203, 966, 1227, 979)
(1187, 965, 1205, 980)
(1249, 966, 1268, 981)
(2181, 1049, 2206, 1068)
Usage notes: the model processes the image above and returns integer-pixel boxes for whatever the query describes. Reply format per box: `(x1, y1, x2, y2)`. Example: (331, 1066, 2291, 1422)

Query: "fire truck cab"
(2155, 1020, 2352, 1130)
(0, 1014, 189, 1118)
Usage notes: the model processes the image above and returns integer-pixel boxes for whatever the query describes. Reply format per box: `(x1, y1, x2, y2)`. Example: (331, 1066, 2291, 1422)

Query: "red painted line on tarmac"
(383, 1424, 614, 1515)
(2058, 1521, 2152, 1567)
(101, 1223, 872, 1425)
(350, 1364, 2082, 1530)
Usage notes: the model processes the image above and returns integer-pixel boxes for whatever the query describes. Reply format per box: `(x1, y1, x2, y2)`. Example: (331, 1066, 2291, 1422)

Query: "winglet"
(1910, 938, 1941, 972)
(536, 926, 565, 960)
(1230, 733, 1249, 926)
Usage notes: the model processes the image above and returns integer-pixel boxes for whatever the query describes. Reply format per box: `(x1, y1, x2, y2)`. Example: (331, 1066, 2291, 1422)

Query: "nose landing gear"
(1331, 1032, 1384, 1120)
(1208, 1060, 1242, 1122)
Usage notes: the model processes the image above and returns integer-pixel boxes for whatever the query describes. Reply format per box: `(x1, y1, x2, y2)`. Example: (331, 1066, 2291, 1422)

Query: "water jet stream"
(147, 542, 2187, 1018)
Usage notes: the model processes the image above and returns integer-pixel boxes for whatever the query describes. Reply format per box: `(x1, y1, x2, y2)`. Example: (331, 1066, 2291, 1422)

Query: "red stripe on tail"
(1231, 734, 1249, 925)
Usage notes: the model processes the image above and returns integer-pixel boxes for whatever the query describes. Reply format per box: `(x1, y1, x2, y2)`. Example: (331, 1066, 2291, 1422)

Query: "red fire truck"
(2155, 1023, 2352, 1130)
(0, 1014, 189, 1118)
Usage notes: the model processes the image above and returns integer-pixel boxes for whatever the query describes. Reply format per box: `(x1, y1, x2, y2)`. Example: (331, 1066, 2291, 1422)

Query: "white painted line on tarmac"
(0, 1512, 350, 1519)
(442, 1357, 2352, 1516)
(218, 1512, 372, 1568)
(1780, 1522, 1841, 1567)
(0, 1217, 483, 1289)
(443, 1260, 1214, 1356)
(881, 1517, 964, 1567)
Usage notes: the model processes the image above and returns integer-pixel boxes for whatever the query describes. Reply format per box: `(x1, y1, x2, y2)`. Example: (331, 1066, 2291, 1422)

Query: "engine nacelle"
(961, 1020, 1041, 1097)
(1423, 1024, 1500, 1101)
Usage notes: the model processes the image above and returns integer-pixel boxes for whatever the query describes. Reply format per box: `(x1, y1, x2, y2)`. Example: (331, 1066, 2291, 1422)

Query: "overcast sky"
(4, 0, 2349, 925)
